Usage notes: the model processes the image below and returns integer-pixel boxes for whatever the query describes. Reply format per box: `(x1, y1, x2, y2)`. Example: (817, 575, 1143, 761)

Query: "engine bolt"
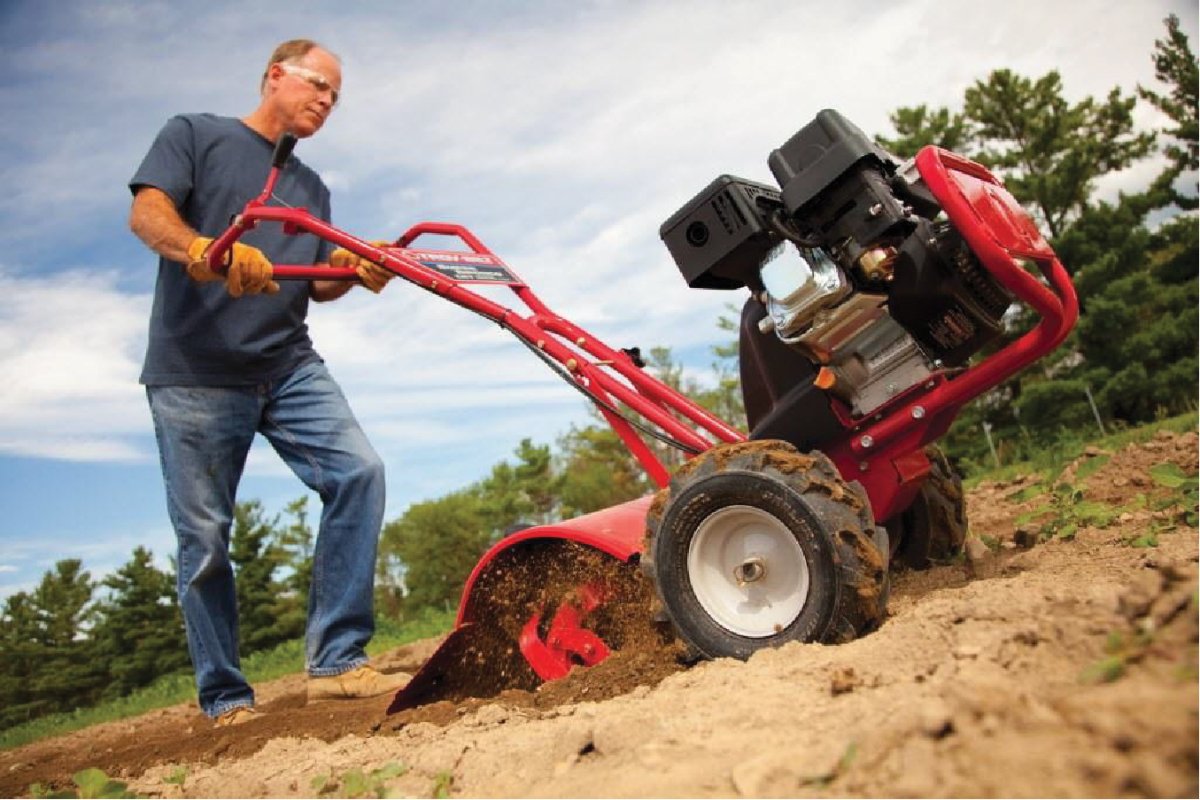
(912, 406, 926, 419)
(860, 435, 874, 449)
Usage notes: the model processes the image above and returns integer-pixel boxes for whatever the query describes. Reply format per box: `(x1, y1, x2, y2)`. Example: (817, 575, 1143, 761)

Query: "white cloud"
(0, 265, 153, 462)
(0, 565, 17, 574)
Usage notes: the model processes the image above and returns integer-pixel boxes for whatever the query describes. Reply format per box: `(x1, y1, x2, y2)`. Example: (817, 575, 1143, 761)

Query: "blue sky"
(0, 0, 1194, 600)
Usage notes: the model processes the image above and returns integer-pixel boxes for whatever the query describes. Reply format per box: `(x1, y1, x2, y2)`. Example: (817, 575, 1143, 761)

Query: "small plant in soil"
(1016, 482, 1120, 541)
(30, 768, 137, 799)
(311, 763, 407, 799)
(1080, 629, 1156, 684)
(162, 766, 186, 786)
(799, 741, 858, 787)
(431, 770, 454, 798)
(1147, 462, 1199, 526)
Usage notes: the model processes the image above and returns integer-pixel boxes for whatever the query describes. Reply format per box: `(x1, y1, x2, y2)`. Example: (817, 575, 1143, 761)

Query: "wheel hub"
(686, 505, 810, 638)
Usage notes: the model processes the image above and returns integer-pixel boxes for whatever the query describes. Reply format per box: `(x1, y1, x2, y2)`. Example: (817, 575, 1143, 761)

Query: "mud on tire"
(887, 445, 968, 570)
(641, 441, 888, 661)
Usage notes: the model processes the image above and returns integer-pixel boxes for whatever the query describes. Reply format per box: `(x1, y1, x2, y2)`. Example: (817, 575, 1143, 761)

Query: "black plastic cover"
(768, 109, 897, 216)
(889, 219, 1012, 366)
(659, 175, 781, 290)
(738, 299, 843, 447)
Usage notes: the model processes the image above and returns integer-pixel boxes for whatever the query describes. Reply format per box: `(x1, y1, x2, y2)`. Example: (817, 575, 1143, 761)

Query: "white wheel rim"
(686, 504, 810, 638)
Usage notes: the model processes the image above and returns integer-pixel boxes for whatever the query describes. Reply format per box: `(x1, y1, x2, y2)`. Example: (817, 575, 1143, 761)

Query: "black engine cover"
(889, 219, 1012, 366)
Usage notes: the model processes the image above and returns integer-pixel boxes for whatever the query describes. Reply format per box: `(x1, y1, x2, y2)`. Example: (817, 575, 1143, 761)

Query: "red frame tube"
(206, 196, 744, 486)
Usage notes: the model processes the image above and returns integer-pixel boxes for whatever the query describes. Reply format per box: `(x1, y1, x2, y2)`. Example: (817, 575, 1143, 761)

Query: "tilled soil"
(1, 431, 1196, 798)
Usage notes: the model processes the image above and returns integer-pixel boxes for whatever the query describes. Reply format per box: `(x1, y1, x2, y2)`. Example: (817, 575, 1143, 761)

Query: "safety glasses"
(279, 63, 340, 106)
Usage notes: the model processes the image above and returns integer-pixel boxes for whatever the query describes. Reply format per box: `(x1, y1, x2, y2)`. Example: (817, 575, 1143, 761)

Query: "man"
(128, 39, 407, 727)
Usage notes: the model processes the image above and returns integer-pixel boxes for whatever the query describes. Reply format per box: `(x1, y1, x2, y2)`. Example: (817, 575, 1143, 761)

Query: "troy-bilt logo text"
(405, 250, 503, 266)
(404, 248, 520, 285)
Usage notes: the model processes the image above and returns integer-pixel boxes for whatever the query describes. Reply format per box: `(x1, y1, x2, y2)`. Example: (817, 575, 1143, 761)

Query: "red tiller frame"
(206, 167, 744, 488)
(208, 143, 1076, 524)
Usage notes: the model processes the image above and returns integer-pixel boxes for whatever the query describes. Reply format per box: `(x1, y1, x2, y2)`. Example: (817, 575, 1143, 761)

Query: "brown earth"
(1, 431, 1196, 798)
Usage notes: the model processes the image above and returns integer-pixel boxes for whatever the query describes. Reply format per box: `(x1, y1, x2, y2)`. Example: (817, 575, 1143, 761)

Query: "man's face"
(265, 47, 342, 138)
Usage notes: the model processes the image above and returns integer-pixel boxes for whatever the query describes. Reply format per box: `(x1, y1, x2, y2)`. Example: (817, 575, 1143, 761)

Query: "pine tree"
(963, 69, 1156, 239)
(269, 497, 314, 643)
(1138, 13, 1199, 204)
(229, 500, 289, 654)
(28, 561, 106, 717)
(877, 104, 971, 159)
(90, 547, 189, 699)
(0, 591, 45, 729)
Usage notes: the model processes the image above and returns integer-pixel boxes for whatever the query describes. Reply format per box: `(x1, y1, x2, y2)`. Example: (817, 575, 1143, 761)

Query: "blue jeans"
(147, 360, 386, 717)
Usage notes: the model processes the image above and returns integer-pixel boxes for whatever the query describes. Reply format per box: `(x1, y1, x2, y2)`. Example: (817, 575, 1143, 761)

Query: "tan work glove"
(186, 236, 280, 298)
(329, 241, 395, 293)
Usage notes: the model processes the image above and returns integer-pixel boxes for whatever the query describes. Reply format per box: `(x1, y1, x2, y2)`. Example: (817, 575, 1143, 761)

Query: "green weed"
(1015, 482, 1120, 541)
(30, 768, 137, 799)
(162, 766, 187, 786)
(799, 742, 858, 787)
(312, 762, 407, 798)
(1080, 629, 1156, 684)
(1074, 454, 1112, 481)
(964, 411, 1197, 489)
(1148, 462, 1199, 526)
(431, 770, 455, 799)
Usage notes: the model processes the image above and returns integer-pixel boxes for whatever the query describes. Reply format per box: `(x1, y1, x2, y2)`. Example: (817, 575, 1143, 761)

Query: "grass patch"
(0, 608, 454, 753)
(964, 411, 1197, 490)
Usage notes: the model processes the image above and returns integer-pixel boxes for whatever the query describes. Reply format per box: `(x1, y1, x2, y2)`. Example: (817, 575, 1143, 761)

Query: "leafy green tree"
(380, 489, 492, 613)
(1069, 215, 1198, 423)
(91, 547, 189, 699)
(689, 306, 747, 432)
(882, 68, 1156, 239)
(478, 438, 560, 530)
(962, 69, 1156, 238)
(556, 423, 652, 517)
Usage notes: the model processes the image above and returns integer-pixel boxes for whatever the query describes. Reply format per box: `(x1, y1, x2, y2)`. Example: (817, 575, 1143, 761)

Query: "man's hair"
(260, 39, 340, 91)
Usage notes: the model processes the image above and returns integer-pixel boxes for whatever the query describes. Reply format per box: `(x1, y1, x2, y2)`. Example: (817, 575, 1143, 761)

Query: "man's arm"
(131, 186, 375, 301)
(129, 186, 196, 263)
(129, 186, 277, 297)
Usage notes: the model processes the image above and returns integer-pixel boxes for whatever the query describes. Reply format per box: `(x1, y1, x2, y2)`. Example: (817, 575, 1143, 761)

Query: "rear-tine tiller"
(206, 110, 1078, 711)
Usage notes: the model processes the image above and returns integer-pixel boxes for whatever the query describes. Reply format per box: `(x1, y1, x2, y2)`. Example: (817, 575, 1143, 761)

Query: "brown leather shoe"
(307, 665, 411, 703)
(213, 706, 260, 727)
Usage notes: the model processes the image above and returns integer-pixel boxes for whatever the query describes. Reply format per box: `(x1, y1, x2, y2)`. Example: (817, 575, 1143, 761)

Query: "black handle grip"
(272, 132, 298, 168)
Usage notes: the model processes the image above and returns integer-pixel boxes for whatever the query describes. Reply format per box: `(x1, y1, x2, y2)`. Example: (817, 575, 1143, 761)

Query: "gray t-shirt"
(130, 113, 334, 386)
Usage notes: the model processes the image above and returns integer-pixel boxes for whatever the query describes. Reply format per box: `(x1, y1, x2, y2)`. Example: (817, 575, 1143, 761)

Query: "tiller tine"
(518, 582, 611, 681)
